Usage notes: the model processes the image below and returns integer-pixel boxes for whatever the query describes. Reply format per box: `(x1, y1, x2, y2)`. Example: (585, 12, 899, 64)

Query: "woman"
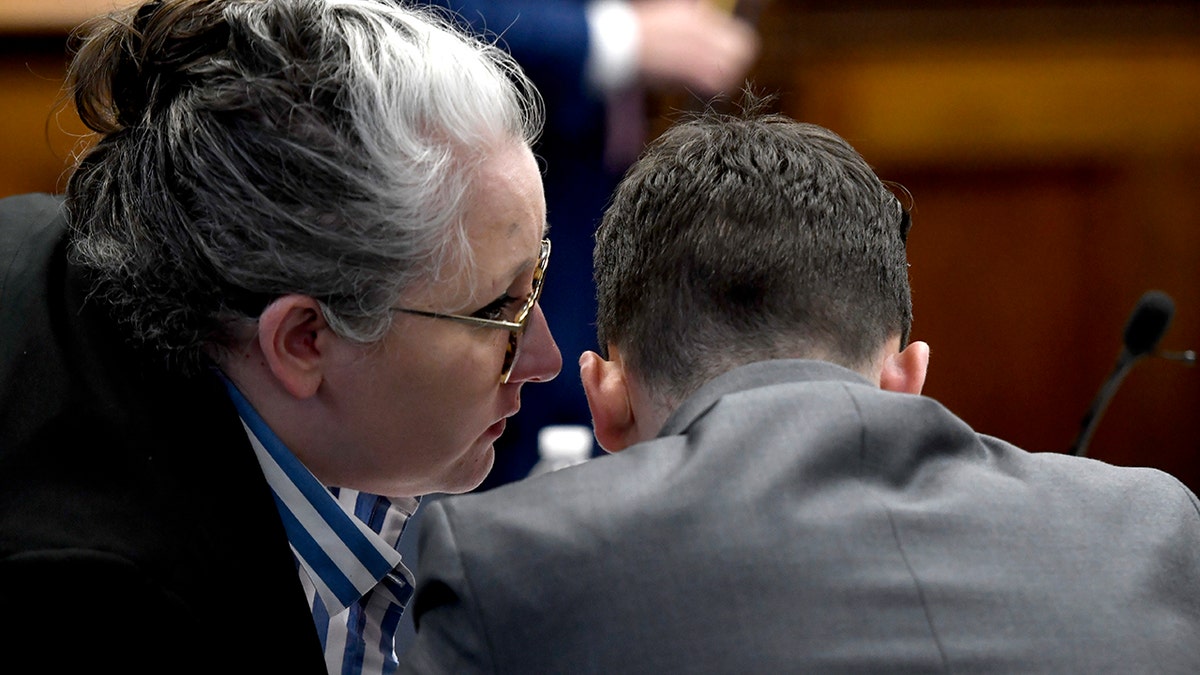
(0, 0, 559, 672)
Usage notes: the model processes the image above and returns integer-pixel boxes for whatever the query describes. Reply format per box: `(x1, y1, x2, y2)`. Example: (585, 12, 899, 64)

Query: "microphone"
(1068, 290, 1175, 457)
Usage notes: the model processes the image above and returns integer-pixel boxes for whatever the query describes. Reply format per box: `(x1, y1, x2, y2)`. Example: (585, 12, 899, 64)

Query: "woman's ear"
(256, 295, 332, 400)
(880, 340, 930, 395)
(579, 349, 637, 453)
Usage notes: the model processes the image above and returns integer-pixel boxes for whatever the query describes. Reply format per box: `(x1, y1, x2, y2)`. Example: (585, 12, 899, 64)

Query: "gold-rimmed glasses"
(392, 239, 550, 383)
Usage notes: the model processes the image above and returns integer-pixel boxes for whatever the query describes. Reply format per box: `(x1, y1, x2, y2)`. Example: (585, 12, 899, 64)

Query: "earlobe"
(880, 340, 930, 395)
(257, 295, 330, 400)
(579, 349, 635, 453)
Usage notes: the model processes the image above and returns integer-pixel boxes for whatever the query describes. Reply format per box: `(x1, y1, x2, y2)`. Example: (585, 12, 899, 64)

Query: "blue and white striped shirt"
(223, 378, 419, 675)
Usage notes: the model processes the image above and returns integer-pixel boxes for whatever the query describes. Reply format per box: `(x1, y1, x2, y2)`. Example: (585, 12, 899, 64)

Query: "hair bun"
(70, 0, 230, 133)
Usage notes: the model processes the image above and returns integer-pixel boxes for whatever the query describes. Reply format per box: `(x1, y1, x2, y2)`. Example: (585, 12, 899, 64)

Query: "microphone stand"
(1068, 354, 1138, 457)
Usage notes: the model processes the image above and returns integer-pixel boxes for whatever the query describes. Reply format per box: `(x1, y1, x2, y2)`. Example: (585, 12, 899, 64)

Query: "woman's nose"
(508, 303, 561, 384)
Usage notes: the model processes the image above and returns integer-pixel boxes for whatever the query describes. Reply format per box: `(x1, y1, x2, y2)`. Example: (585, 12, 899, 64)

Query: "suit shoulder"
(0, 192, 68, 289)
(0, 193, 66, 238)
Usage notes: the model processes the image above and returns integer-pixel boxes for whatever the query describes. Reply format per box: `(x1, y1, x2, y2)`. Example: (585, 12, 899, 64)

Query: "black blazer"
(0, 194, 325, 673)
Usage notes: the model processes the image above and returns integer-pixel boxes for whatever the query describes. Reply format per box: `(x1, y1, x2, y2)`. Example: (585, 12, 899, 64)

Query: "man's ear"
(880, 340, 930, 395)
(256, 295, 332, 400)
(579, 349, 637, 453)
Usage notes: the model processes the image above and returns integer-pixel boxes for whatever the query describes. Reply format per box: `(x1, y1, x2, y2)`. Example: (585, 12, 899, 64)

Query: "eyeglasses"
(392, 239, 550, 384)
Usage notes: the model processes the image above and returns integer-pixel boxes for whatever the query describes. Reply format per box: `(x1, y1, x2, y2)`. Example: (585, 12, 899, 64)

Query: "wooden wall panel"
(895, 163, 1200, 491)
(756, 1, 1200, 491)
(789, 47, 1200, 165)
(0, 46, 86, 198)
(0, 0, 121, 34)
(0, 0, 118, 199)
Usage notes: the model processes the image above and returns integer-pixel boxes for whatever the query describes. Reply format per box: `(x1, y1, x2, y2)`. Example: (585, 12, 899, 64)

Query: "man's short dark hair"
(594, 103, 913, 402)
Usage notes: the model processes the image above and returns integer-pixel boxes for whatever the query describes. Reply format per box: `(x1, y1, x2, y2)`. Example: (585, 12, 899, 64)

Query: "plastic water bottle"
(529, 424, 594, 476)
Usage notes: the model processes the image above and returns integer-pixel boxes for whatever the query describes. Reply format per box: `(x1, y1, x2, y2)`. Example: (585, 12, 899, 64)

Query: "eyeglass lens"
(499, 239, 549, 383)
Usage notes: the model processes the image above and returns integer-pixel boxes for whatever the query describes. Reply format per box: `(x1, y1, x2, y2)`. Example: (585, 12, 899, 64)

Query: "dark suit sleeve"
(398, 501, 496, 674)
(0, 550, 200, 672)
(423, 0, 600, 140)
(430, 0, 589, 74)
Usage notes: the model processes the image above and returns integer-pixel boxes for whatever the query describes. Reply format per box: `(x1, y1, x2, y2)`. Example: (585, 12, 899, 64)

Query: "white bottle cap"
(537, 424, 594, 461)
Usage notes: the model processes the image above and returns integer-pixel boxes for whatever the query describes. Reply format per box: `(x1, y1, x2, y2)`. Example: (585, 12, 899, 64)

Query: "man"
(399, 106, 1200, 672)
(0, 1, 558, 673)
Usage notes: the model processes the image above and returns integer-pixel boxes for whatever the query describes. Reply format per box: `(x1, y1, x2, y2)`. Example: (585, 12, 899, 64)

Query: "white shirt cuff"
(584, 0, 640, 93)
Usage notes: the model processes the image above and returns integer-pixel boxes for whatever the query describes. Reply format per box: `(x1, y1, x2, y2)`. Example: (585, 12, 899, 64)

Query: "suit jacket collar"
(61, 229, 325, 667)
(659, 359, 874, 438)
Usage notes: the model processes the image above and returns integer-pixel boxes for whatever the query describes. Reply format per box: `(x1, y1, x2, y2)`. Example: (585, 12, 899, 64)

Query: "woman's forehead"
(405, 143, 545, 308)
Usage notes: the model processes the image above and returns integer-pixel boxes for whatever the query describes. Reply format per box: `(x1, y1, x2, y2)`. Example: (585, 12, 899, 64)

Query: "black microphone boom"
(1069, 290, 1175, 457)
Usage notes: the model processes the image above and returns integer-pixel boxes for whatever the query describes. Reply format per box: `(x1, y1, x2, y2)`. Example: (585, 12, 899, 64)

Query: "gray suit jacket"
(400, 360, 1200, 673)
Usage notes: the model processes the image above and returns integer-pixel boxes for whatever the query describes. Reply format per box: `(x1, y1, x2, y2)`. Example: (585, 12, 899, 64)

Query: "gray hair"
(66, 0, 542, 371)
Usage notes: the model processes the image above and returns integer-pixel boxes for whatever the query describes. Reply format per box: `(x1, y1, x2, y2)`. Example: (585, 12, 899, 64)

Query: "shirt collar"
(659, 359, 874, 438)
(220, 374, 418, 616)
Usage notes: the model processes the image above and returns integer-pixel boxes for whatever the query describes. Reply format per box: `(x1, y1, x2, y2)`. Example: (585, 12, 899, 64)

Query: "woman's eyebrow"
(499, 220, 549, 282)
(501, 254, 535, 285)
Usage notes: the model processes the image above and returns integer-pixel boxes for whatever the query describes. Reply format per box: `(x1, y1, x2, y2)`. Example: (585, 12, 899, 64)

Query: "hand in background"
(632, 0, 761, 96)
